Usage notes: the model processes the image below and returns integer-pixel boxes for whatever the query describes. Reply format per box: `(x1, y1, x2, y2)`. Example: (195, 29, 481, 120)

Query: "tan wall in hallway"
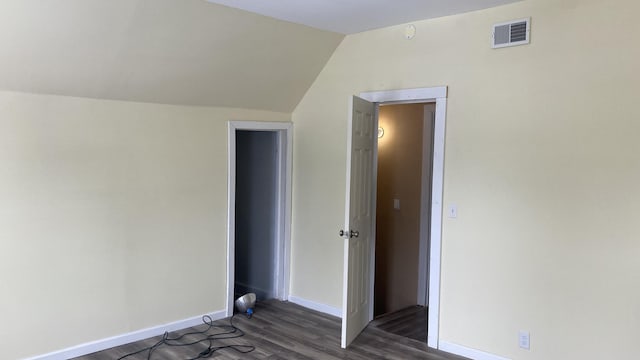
(375, 103, 432, 316)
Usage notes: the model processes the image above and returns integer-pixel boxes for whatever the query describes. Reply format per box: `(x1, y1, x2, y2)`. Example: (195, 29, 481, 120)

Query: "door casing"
(417, 105, 435, 307)
(226, 121, 293, 316)
(359, 86, 447, 349)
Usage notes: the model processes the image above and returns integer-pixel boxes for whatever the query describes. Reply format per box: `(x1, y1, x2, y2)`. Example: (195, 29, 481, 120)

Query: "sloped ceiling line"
(0, 0, 521, 112)
(0, 0, 344, 112)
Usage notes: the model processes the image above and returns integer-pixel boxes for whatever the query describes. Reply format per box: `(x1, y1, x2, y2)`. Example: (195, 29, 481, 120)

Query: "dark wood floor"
(75, 300, 467, 360)
(370, 306, 427, 342)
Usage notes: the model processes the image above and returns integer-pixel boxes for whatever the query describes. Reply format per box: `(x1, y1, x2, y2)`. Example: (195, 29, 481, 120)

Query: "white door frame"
(226, 121, 293, 317)
(360, 86, 447, 349)
(417, 105, 435, 307)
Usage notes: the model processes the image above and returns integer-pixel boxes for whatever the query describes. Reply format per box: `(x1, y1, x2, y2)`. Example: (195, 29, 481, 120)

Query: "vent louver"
(493, 18, 530, 49)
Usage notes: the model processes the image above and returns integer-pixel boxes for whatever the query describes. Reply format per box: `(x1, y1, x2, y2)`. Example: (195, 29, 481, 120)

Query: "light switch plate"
(393, 199, 400, 210)
(448, 204, 457, 218)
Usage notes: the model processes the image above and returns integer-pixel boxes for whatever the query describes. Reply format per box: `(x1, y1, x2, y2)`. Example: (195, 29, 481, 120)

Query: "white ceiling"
(206, 0, 523, 34)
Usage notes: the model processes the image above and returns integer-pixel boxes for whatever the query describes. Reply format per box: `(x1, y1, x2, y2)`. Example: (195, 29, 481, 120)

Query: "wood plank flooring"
(74, 300, 468, 360)
(370, 306, 427, 342)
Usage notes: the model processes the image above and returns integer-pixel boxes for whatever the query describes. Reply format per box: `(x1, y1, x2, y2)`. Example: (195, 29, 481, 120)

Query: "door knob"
(339, 229, 360, 238)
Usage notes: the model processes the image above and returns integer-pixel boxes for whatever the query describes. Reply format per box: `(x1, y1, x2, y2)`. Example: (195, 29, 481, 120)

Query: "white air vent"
(492, 18, 530, 49)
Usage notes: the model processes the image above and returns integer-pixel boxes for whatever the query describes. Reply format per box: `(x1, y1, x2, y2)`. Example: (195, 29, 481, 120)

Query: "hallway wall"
(375, 103, 432, 316)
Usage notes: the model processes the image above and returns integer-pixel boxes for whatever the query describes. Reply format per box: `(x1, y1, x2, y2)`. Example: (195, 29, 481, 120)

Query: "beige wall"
(291, 0, 640, 358)
(0, 0, 343, 112)
(374, 103, 429, 316)
(0, 90, 289, 359)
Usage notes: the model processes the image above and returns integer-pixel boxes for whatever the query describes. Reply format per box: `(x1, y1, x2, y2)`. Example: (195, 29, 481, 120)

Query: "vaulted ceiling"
(0, 0, 521, 112)
(0, 0, 343, 112)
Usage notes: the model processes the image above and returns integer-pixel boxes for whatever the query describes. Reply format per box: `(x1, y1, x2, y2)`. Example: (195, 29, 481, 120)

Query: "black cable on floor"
(116, 314, 255, 360)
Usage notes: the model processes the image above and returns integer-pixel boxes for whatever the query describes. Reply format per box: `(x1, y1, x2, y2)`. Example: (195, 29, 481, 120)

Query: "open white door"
(341, 95, 376, 348)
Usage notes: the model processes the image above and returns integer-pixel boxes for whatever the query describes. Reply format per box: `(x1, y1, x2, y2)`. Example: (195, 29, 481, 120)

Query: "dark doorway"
(234, 130, 279, 301)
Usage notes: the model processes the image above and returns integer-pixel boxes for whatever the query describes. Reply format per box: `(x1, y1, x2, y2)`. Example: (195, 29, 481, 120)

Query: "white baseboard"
(288, 296, 342, 318)
(23, 310, 227, 360)
(439, 341, 511, 360)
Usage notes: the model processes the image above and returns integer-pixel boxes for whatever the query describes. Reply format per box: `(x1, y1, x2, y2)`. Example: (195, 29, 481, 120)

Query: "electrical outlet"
(518, 331, 530, 350)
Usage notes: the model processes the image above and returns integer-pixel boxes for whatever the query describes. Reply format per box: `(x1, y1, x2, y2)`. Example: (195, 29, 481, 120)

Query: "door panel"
(341, 95, 376, 348)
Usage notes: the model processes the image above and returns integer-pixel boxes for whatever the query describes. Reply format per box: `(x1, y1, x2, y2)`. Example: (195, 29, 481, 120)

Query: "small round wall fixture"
(405, 24, 416, 40)
(378, 127, 385, 138)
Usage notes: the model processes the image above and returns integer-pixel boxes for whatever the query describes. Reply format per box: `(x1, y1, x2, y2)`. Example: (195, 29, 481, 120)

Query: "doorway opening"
(372, 103, 435, 342)
(226, 121, 293, 317)
(340, 86, 447, 349)
(235, 130, 278, 301)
